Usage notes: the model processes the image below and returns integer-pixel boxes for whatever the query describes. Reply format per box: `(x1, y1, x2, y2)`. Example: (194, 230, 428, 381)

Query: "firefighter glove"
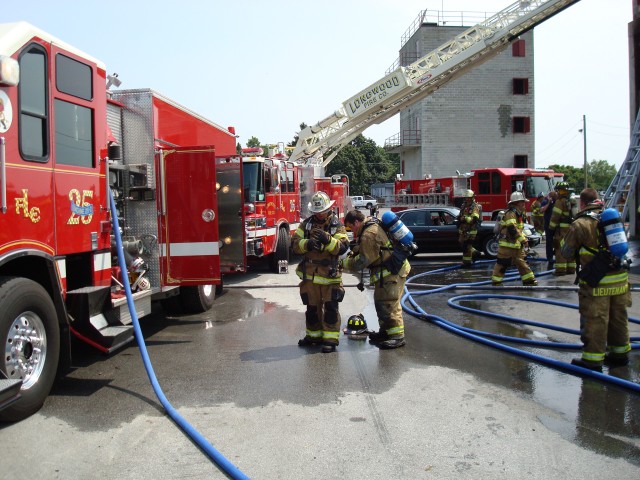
(311, 228, 331, 245)
(306, 238, 322, 252)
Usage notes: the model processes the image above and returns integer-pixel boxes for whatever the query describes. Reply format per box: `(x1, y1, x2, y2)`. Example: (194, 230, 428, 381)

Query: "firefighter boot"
(571, 358, 603, 372)
(523, 279, 538, 286)
(377, 336, 406, 350)
(321, 343, 337, 353)
(298, 337, 321, 347)
(368, 330, 389, 345)
(604, 354, 629, 368)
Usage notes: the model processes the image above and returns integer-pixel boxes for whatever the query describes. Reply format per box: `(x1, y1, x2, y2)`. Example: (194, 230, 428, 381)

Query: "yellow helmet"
(463, 189, 475, 198)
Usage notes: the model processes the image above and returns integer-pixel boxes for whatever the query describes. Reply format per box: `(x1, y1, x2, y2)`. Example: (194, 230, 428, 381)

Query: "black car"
(395, 206, 541, 259)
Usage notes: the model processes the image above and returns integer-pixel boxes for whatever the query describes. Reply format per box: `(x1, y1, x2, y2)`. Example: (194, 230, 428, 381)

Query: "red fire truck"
(241, 146, 349, 272)
(0, 22, 245, 421)
(392, 167, 564, 219)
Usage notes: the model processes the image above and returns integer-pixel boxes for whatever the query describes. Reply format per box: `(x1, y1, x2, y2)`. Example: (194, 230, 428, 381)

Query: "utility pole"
(582, 115, 588, 188)
(581, 115, 587, 188)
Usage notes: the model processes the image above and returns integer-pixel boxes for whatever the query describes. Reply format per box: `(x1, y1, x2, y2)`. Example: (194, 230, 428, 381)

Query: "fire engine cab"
(392, 167, 564, 219)
(0, 22, 245, 421)
(241, 145, 349, 272)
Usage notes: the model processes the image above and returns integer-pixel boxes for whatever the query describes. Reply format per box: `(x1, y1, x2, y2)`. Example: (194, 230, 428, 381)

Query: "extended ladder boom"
(289, 0, 581, 167)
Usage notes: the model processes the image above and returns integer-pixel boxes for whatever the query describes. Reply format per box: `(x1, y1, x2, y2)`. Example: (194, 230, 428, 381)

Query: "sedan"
(395, 206, 541, 259)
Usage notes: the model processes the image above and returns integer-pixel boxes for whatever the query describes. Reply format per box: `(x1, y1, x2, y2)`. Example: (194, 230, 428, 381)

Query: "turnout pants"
(373, 273, 407, 338)
(578, 286, 632, 364)
(491, 247, 535, 285)
(299, 281, 344, 345)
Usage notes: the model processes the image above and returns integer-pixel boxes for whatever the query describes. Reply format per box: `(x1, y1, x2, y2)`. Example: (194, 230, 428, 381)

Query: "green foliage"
(325, 135, 399, 195)
(548, 160, 617, 192)
(246, 136, 261, 148)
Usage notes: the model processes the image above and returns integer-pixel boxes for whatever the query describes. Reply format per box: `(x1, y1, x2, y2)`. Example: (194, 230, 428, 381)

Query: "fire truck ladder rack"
(288, 0, 581, 168)
(393, 192, 452, 209)
(603, 108, 640, 235)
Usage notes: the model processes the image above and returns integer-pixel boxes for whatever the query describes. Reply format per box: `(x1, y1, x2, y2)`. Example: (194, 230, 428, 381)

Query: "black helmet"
(345, 314, 368, 335)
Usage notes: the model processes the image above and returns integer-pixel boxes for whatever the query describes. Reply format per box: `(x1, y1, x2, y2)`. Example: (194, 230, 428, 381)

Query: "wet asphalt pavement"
(1, 242, 640, 479)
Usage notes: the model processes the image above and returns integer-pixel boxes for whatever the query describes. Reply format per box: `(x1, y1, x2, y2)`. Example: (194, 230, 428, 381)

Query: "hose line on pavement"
(401, 260, 640, 394)
(110, 190, 250, 480)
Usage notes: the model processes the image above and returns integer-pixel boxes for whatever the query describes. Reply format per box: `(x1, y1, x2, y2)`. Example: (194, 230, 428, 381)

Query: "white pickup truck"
(350, 195, 378, 210)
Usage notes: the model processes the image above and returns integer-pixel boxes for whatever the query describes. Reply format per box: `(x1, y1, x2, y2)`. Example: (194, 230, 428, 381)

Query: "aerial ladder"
(288, 0, 582, 168)
(603, 109, 640, 237)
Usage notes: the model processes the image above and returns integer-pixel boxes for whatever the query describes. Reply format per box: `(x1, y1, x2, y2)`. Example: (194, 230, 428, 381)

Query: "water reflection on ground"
(406, 256, 640, 464)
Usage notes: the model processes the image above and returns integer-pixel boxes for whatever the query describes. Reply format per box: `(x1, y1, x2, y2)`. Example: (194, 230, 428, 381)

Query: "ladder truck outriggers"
(287, 0, 582, 177)
(0, 22, 245, 421)
(240, 145, 349, 272)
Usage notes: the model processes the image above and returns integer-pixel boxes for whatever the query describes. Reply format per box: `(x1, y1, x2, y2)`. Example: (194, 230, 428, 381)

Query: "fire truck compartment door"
(215, 157, 245, 272)
(159, 147, 220, 285)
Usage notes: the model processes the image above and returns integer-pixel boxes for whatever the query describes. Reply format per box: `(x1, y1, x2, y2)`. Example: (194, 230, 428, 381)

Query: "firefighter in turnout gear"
(292, 191, 350, 353)
(342, 209, 410, 349)
(560, 188, 632, 371)
(458, 189, 482, 267)
(491, 191, 537, 286)
(549, 182, 576, 276)
(531, 192, 545, 235)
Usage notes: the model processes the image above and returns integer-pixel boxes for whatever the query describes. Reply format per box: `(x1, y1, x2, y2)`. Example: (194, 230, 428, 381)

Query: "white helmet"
(308, 191, 335, 213)
(508, 191, 529, 205)
(463, 189, 475, 198)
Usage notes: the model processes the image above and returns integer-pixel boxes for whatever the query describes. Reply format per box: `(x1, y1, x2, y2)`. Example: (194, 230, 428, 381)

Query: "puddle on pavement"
(406, 260, 640, 465)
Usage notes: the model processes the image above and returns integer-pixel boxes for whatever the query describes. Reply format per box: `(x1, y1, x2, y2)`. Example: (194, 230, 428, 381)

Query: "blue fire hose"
(401, 261, 640, 393)
(109, 190, 250, 479)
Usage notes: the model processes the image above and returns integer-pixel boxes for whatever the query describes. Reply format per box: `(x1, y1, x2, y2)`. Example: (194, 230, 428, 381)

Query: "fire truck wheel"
(483, 235, 499, 259)
(269, 227, 290, 273)
(0, 277, 60, 422)
(179, 285, 216, 313)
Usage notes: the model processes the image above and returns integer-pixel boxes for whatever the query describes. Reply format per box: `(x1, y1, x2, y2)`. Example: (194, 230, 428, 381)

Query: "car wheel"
(482, 235, 499, 259)
(366, 203, 373, 210)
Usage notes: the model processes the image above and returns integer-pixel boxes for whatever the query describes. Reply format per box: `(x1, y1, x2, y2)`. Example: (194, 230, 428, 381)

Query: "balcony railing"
(384, 130, 422, 149)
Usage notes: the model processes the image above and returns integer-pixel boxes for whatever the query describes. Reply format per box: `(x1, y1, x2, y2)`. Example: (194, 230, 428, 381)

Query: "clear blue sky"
(2, 0, 633, 169)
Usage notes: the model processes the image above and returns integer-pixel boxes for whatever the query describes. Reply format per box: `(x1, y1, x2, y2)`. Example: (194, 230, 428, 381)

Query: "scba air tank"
(380, 211, 414, 247)
(600, 208, 628, 258)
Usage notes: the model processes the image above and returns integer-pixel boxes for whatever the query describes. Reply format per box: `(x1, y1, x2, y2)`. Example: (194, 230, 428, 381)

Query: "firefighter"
(549, 181, 576, 276)
(292, 191, 350, 353)
(531, 192, 545, 235)
(491, 191, 538, 286)
(560, 188, 631, 371)
(457, 189, 482, 268)
(342, 209, 410, 349)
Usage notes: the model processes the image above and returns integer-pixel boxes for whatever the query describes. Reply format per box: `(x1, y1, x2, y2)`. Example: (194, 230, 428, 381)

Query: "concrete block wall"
(398, 23, 535, 180)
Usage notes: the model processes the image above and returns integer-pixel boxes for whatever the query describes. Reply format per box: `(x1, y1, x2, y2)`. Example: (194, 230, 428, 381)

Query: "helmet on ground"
(555, 181, 569, 192)
(508, 191, 528, 205)
(345, 314, 368, 335)
(308, 191, 335, 214)
(463, 189, 475, 198)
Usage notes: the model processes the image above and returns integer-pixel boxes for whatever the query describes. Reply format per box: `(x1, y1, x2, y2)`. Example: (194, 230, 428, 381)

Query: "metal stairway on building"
(603, 108, 640, 236)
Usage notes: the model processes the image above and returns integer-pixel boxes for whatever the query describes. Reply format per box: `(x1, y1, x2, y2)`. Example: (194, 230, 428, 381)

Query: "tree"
(246, 136, 261, 148)
(548, 160, 617, 192)
(325, 134, 399, 195)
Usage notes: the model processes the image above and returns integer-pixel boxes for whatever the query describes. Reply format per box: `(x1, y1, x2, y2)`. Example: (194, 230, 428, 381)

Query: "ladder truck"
(0, 22, 245, 421)
(288, 0, 582, 169)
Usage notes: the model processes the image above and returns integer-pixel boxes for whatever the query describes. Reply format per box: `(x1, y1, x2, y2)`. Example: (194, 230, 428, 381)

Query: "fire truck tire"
(0, 277, 60, 422)
(483, 235, 499, 259)
(179, 285, 216, 313)
(269, 227, 290, 273)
